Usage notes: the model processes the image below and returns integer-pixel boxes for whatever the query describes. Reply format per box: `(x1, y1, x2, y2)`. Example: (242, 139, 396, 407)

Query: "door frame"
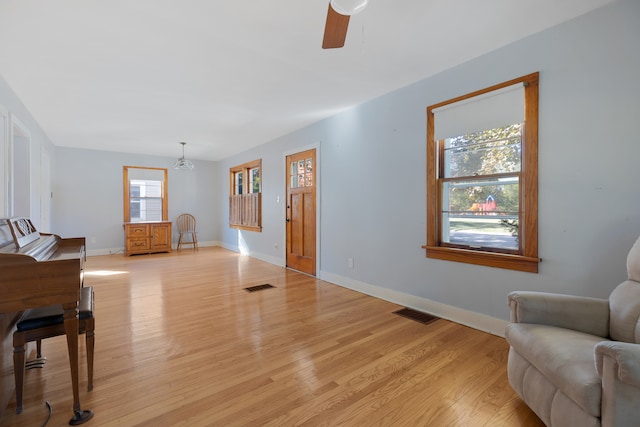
(283, 142, 320, 276)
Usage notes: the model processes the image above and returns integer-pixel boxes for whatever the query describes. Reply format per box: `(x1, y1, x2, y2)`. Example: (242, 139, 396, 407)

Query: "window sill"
(230, 224, 262, 232)
(422, 245, 540, 273)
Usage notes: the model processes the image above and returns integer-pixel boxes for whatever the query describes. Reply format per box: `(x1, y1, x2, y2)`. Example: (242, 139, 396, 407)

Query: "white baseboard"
(217, 242, 285, 267)
(87, 240, 223, 257)
(217, 241, 237, 252)
(86, 248, 122, 256)
(319, 271, 508, 338)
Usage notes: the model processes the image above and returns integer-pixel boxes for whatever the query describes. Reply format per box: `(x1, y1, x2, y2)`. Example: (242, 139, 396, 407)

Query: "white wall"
(219, 0, 640, 334)
(53, 147, 220, 254)
(0, 76, 55, 228)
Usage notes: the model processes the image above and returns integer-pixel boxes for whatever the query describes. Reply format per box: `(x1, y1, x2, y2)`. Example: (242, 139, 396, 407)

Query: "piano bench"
(12, 286, 95, 415)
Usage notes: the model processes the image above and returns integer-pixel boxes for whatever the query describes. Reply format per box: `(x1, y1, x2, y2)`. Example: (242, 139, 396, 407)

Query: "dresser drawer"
(127, 238, 150, 251)
(127, 224, 149, 236)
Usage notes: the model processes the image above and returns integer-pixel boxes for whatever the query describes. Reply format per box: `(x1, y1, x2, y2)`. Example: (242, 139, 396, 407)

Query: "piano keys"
(0, 217, 93, 424)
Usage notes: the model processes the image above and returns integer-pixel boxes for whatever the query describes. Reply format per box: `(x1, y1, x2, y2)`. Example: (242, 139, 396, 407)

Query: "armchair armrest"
(596, 341, 640, 426)
(508, 291, 609, 337)
(596, 341, 640, 387)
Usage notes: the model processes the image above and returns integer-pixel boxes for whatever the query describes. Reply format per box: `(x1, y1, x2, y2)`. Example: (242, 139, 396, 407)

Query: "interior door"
(286, 149, 316, 276)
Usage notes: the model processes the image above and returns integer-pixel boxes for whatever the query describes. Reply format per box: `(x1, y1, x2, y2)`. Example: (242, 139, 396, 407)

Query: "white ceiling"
(0, 0, 615, 161)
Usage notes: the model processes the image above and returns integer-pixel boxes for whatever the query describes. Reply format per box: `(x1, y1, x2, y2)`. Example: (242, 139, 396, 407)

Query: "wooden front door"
(286, 149, 316, 276)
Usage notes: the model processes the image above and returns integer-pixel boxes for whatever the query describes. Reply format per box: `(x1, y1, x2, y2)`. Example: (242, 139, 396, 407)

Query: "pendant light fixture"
(173, 142, 195, 170)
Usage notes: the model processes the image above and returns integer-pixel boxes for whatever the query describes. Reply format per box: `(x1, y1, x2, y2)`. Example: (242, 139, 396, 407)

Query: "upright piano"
(0, 217, 93, 424)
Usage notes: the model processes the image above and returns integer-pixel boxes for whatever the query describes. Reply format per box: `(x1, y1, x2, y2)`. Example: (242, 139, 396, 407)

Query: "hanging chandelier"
(173, 142, 195, 170)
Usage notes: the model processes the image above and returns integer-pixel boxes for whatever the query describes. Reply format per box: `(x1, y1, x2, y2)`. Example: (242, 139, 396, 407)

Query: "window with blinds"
(424, 73, 540, 273)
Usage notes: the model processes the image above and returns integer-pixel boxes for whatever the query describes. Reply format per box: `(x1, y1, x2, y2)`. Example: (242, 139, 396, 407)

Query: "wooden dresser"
(124, 221, 172, 256)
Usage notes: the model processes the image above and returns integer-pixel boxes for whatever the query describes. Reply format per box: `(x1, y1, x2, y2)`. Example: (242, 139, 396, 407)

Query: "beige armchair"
(505, 236, 640, 427)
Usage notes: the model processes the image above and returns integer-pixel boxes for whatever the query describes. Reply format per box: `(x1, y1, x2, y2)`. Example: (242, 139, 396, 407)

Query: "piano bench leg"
(85, 319, 95, 391)
(13, 343, 26, 414)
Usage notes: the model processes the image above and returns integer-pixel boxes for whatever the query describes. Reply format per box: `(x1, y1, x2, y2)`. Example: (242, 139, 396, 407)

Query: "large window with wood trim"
(424, 72, 540, 273)
(229, 159, 262, 231)
(123, 166, 168, 222)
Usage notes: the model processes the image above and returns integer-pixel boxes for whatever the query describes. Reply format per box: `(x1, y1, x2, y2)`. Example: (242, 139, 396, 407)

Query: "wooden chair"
(13, 286, 95, 414)
(176, 213, 198, 251)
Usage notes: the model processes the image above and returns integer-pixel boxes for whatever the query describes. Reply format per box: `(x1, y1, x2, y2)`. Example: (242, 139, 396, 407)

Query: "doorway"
(285, 149, 317, 276)
(11, 116, 31, 218)
(0, 106, 7, 216)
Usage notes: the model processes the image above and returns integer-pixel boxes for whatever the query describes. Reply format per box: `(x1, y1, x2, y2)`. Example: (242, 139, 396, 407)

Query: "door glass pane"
(298, 160, 305, 174)
(304, 158, 313, 186)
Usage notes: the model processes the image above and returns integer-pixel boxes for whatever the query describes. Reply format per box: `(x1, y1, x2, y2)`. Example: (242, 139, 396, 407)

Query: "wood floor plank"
(0, 247, 544, 426)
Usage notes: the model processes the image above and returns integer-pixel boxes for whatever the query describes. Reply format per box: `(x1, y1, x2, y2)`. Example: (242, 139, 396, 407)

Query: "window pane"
(249, 167, 260, 193)
(130, 179, 163, 222)
(131, 200, 141, 220)
(441, 177, 519, 250)
(141, 198, 163, 221)
(235, 171, 243, 195)
(444, 124, 521, 178)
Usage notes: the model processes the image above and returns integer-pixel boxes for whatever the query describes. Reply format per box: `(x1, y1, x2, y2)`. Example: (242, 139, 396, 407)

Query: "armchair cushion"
(508, 291, 610, 337)
(608, 280, 640, 343)
(506, 323, 608, 417)
(627, 236, 640, 282)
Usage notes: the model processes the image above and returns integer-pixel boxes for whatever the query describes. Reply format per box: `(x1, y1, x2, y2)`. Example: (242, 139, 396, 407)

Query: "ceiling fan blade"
(322, 3, 350, 49)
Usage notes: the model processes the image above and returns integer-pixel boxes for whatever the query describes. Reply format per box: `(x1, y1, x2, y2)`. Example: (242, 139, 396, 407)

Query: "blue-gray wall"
(219, 0, 640, 332)
(53, 147, 219, 252)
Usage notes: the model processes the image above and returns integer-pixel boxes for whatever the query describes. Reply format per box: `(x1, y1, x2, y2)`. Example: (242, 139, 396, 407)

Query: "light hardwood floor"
(1, 247, 544, 426)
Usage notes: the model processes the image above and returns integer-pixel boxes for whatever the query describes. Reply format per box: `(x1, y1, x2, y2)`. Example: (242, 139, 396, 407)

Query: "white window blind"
(433, 83, 524, 140)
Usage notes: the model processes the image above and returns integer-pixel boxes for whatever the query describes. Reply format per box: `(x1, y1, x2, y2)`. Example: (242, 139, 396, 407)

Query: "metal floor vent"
(244, 284, 275, 293)
(393, 308, 439, 325)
